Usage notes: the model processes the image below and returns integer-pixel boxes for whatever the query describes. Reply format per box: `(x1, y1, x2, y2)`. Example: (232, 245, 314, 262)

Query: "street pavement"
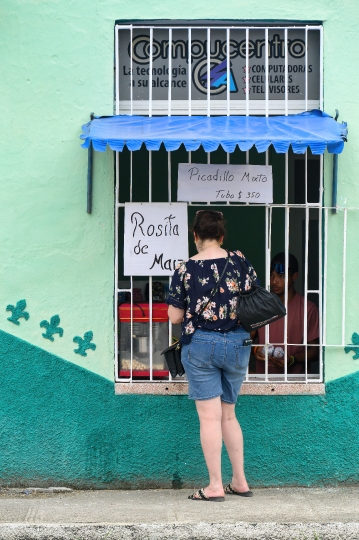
(0, 486, 358, 539)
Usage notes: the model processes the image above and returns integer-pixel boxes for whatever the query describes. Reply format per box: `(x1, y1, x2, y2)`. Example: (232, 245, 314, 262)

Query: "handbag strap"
(191, 250, 230, 328)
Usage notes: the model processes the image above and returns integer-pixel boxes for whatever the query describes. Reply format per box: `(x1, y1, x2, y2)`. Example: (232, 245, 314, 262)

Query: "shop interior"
(117, 144, 321, 380)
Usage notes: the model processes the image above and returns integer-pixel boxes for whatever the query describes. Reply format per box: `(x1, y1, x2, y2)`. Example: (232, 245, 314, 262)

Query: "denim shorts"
(181, 327, 251, 404)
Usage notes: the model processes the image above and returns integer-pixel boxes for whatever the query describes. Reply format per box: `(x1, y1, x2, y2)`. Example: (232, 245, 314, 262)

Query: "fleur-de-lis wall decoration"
(6, 299, 29, 325)
(5, 299, 97, 358)
(40, 315, 64, 341)
(73, 331, 96, 356)
(344, 332, 359, 360)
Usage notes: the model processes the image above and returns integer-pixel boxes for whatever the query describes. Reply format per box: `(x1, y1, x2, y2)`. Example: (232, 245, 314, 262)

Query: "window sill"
(115, 382, 325, 396)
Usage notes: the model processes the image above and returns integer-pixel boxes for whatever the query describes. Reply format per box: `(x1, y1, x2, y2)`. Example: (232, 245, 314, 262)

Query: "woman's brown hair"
(191, 210, 226, 242)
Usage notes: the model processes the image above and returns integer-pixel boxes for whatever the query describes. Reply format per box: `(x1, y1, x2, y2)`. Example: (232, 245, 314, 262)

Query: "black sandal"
(188, 488, 225, 502)
(224, 483, 253, 497)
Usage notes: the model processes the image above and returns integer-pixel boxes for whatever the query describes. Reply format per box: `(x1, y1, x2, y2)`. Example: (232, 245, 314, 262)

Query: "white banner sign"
(124, 203, 189, 276)
(177, 164, 273, 203)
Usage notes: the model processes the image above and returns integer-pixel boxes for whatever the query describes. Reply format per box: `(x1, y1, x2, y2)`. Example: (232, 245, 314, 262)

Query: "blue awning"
(80, 110, 347, 155)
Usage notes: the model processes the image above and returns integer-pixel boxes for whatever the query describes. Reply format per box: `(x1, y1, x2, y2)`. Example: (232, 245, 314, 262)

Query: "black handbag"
(235, 255, 286, 332)
(161, 340, 184, 378)
(161, 252, 230, 378)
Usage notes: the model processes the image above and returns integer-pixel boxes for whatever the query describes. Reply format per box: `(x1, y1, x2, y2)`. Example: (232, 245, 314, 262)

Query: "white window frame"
(114, 22, 326, 394)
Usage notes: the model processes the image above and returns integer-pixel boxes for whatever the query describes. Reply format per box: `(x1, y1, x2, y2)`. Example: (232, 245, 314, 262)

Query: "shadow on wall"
(0, 329, 358, 488)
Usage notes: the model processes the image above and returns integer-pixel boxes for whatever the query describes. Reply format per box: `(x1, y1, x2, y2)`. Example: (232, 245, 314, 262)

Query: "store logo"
(193, 58, 238, 95)
(129, 34, 306, 65)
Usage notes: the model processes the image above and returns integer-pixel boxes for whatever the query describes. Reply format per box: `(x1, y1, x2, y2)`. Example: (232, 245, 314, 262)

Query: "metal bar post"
(86, 139, 93, 214)
(149, 147, 153, 380)
(207, 28, 210, 117)
(323, 208, 328, 347)
(115, 26, 120, 115)
(130, 276, 133, 382)
(342, 208, 347, 346)
(265, 28, 269, 118)
(264, 147, 270, 382)
(246, 28, 249, 117)
(305, 26, 308, 111)
(318, 154, 324, 381)
(114, 152, 119, 380)
(188, 28, 192, 116)
(168, 28, 172, 116)
(284, 207, 289, 381)
(130, 26, 133, 115)
(226, 28, 230, 117)
(149, 27, 153, 117)
(304, 205, 309, 381)
(284, 28, 288, 116)
(319, 26, 323, 111)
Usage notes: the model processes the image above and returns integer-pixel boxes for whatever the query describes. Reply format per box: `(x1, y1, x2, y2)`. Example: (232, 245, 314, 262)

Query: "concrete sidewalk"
(0, 486, 358, 539)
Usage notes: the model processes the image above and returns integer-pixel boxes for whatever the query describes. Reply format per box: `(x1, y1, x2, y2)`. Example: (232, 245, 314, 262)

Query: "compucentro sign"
(131, 34, 307, 65)
(117, 28, 320, 101)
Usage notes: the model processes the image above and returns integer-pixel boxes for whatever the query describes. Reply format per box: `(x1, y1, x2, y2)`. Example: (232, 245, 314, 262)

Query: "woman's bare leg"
(195, 397, 225, 497)
(221, 402, 249, 492)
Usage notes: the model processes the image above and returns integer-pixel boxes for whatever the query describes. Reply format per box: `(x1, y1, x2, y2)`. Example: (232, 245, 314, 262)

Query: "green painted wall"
(1, 329, 358, 488)
(1, 0, 359, 382)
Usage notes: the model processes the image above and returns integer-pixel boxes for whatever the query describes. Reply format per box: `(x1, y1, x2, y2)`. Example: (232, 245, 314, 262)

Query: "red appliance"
(118, 303, 169, 378)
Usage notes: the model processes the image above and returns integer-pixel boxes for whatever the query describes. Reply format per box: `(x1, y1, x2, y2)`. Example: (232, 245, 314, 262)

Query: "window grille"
(113, 22, 341, 390)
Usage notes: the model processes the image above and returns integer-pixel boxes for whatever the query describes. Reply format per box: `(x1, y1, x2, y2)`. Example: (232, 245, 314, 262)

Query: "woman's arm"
(168, 305, 185, 325)
(167, 261, 187, 324)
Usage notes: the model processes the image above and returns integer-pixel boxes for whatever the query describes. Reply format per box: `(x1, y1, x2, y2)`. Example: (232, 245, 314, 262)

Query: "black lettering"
(255, 39, 266, 59)
(149, 253, 164, 270)
(164, 214, 175, 235)
(131, 212, 145, 236)
(188, 166, 199, 180)
(134, 239, 148, 255)
(288, 39, 305, 58)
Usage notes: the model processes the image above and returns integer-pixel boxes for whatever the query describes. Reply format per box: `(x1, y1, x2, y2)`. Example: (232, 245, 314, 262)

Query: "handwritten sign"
(124, 203, 189, 276)
(177, 164, 273, 203)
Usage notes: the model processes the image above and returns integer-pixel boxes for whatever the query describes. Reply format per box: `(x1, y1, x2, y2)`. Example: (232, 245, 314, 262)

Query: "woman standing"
(167, 210, 259, 502)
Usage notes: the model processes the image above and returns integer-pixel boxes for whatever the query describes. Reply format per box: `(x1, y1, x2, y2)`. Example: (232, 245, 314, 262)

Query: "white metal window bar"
(114, 23, 348, 387)
(115, 23, 322, 116)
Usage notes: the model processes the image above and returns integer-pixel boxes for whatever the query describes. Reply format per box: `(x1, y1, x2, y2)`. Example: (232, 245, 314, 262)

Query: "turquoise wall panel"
(1, 330, 358, 488)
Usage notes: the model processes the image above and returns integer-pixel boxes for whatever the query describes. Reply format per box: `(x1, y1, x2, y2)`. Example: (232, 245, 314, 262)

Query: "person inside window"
(253, 252, 319, 375)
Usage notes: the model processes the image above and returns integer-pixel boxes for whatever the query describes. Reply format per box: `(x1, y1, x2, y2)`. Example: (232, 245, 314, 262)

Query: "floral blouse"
(166, 250, 259, 344)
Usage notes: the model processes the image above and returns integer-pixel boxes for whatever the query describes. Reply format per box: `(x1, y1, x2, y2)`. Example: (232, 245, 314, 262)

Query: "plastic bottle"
(273, 346, 284, 358)
(261, 344, 274, 356)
